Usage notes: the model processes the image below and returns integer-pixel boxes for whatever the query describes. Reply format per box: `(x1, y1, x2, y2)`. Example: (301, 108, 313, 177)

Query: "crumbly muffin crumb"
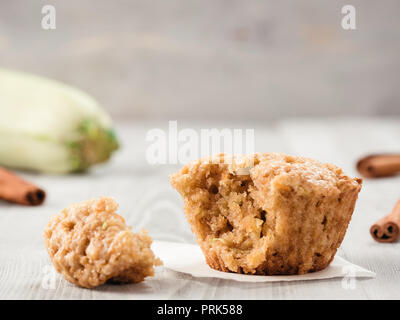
(44, 197, 162, 288)
(170, 153, 362, 275)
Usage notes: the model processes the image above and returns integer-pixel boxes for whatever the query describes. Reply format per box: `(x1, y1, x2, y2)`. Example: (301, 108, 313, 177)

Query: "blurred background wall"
(0, 0, 399, 120)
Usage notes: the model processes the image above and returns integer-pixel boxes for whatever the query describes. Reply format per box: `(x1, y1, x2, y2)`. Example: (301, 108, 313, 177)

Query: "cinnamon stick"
(357, 154, 400, 178)
(370, 199, 400, 243)
(0, 167, 46, 206)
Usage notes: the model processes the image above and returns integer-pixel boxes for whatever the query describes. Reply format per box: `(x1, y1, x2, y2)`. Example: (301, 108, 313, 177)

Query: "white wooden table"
(1, 118, 400, 300)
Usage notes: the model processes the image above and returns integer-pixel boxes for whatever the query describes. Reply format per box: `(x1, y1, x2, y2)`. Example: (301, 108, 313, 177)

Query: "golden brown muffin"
(170, 153, 362, 275)
(44, 197, 162, 288)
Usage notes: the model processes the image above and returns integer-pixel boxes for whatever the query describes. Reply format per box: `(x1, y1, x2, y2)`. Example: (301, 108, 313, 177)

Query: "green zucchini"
(0, 68, 119, 173)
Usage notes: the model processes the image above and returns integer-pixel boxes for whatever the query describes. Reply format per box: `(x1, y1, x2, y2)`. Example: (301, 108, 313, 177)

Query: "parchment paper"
(152, 240, 375, 282)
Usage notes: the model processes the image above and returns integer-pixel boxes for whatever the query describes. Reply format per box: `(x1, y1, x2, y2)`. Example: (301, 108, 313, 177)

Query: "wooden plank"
(1, 119, 400, 299)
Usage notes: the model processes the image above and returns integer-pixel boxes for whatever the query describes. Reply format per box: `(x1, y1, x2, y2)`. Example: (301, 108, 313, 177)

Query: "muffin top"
(176, 153, 361, 197)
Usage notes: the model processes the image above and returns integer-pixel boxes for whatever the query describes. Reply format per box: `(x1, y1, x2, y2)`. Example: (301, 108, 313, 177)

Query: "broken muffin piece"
(44, 197, 162, 288)
(170, 153, 362, 275)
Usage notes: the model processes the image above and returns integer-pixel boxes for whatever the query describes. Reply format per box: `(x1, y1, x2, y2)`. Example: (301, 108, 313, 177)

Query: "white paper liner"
(152, 240, 375, 282)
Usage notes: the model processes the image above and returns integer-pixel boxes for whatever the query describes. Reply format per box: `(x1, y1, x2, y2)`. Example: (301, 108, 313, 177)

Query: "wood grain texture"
(1, 118, 400, 300)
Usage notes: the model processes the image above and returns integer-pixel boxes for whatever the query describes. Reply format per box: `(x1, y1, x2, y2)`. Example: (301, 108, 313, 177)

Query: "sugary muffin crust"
(170, 153, 362, 275)
(44, 197, 162, 288)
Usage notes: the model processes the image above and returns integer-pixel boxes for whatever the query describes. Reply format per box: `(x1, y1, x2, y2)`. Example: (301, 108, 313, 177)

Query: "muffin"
(170, 153, 362, 275)
(44, 197, 162, 288)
